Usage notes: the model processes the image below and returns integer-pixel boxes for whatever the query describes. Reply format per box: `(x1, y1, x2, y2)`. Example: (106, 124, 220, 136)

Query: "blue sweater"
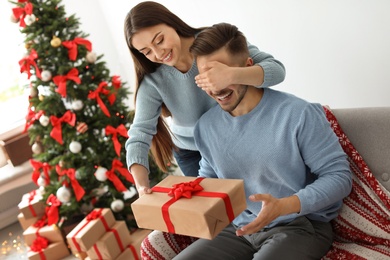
(125, 42, 285, 171)
(194, 89, 352, 227)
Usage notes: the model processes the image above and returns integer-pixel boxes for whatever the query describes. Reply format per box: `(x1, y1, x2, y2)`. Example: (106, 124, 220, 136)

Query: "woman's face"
(131, 23, 182, 66)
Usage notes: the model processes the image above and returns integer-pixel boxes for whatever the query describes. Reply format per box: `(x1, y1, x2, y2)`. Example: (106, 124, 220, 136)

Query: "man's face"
(196, 48, 248, 114)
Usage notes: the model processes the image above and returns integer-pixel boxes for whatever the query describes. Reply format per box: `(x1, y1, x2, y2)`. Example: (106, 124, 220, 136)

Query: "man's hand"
(195, 61, 233, 92)
(236, 194, 301, 236)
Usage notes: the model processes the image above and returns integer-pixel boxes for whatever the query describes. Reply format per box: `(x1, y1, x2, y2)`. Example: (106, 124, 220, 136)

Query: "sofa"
(140, 106, 390, 260)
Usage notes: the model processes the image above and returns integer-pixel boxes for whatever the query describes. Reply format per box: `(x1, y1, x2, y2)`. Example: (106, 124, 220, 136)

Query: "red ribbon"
(49, 111, 76, 144)
(12, 2, 33, 28)
(28, 190, 37, 217)
(111, 75, 121, 89)
(56, 165, 85, 201)
(105, 159, 134, 192)
(30, 159, 51, 186)
(71, 208, 110, 252)
(88, 81, 116, 117)
(62, 37, 92, 61)
(45, 194, 61, 225)
(19, 49, 42, 79)
(92, 227, 125, 260)
(30, 235, 49, 260)
(128, 245, 139, 260)
(52, 68, 81, 97)
(151, 178, 235, 234)
(105, 124, 129, 156)
(92, 244, 104, 260)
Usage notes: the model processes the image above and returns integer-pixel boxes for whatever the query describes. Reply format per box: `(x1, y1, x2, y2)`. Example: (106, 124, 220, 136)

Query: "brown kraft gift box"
(27, 241, 70, 260)
(18, 212, 38, 230)
(18, 190, 45, 219)
(86, 221, 132, 260)
(131, 175, 246, 240)
(23, 224, 64, 246)
(66, 208, 116, 253)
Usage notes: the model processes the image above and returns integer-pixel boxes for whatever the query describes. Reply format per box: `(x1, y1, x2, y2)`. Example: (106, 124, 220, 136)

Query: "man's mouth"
(215, 91, 233, 101)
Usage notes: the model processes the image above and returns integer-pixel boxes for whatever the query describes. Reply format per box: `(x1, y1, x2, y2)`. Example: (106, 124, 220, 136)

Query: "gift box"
(18, 212, 38, 230)
(131, 176, 246, 240)
(66, 208, 116, 253)
(18, 190, 45, 219)
(117, 229, 152, 260)
(23, 223, 64, 246)
(27, 240, 70, 260)
(86, 221, 132, 260)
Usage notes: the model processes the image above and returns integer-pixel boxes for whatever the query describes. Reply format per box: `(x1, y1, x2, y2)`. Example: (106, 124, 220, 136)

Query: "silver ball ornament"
(41, 70, 52, 82)
(39, 115, 50, 127)
(56, 186, 71, 203)
(110, 199, 124, 212)
(69, 141, 82, 154)
(71, 100, 84, 111)
(94, 167, 108, 182)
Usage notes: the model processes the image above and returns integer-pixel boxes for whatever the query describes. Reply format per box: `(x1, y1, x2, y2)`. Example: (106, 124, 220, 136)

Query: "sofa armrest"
(331, 107, 390, 191)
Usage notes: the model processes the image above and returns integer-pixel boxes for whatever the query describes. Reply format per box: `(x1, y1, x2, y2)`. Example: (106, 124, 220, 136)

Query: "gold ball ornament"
(39, 95, 45, 101)
(50, 36, 62, 48)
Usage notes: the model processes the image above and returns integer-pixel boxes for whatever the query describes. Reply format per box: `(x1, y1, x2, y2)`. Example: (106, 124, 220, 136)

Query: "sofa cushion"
(322, 107, 390, 260)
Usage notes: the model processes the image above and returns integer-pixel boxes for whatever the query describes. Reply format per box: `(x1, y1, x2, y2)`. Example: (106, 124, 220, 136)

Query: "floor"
(0, 221, 77, 260)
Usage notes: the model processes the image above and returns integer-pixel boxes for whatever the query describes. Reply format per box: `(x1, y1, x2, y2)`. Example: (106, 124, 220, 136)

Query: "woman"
(124, 1, 285, 195)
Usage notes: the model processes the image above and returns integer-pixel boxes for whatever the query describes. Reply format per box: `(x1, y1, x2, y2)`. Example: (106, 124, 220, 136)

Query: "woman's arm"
(195, 42, 285, 91)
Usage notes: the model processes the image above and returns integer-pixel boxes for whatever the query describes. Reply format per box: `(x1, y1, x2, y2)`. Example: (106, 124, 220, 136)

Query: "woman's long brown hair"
(124, 1, 204, 172)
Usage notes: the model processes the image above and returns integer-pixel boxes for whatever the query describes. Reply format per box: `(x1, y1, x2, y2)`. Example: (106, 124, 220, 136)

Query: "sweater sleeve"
(294, 104, 352, 220)
(125, 80, 162, 172)
(247, 41, 286, 88)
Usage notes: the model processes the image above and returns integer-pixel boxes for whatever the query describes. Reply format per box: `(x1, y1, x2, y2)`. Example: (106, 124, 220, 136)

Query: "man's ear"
(246, 57, 254, 67)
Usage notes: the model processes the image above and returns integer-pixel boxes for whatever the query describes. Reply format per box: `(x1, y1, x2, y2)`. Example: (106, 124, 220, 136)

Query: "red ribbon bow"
(52, 68, 81, 97)
(168, 178, 204, 200)
(88, 81, 116, 117)
(86, 209, 102, 221)
(151, 177, 235, 234)
(105, 159, 134, 192)
(30, 159, 51, 186)
(12, 2, 33, 28)
(19, 49, 42, 79)
(24, 108, 44, 132)
(111, 75, 121, 89)
(30, 236, 49, 253)
(105, 124, 128, 156)
(33, 215, 48, 228)
(62, 37, 92, 61)
(49, 111, 76, 144)
(45, 194, 61, 225)
(56, 165, 85, 201)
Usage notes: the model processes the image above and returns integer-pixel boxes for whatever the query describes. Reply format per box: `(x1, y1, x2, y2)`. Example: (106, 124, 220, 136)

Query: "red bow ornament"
(12, 2, 33, 28)
(56, 165, 85, 201)
(19, 49, 42, 79)
(62, 37, 92, 61)
(49, 111, 76, 144)
(52, 68, 81, 97)
(45, 194, 61, 225)
(24, 108, 44, 132)
(106, 159, 134, 192)
(30, 159, 51, 186)
(111, 75, 121, 89)
(105, 124, 128, 156)
(88, 81, 116, 117)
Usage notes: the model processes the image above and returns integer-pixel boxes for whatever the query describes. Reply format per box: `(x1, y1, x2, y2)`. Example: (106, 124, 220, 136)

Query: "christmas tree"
(10, 0, 171, 230)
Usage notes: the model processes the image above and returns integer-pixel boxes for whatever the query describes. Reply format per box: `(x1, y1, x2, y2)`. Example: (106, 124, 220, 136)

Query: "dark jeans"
(173, 148, 201, 177)
(175, 217, 333, 260)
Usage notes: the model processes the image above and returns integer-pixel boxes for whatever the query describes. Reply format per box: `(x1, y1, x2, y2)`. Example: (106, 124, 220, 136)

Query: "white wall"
(61, 0, 390, 108)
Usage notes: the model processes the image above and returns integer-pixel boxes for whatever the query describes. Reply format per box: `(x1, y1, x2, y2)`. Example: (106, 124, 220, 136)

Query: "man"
(173, 23, 352, 260)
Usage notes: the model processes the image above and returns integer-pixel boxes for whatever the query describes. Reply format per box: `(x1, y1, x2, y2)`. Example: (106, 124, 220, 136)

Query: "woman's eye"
(156, 38, 163, 45)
